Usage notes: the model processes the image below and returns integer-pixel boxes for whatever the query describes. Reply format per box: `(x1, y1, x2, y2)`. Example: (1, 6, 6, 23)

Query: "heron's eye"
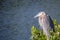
(40, 17, 46, 21)
(40, 17, 42, 19)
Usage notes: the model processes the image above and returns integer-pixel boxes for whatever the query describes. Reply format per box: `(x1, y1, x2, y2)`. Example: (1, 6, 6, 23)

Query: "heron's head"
(34, 12, 47, 18)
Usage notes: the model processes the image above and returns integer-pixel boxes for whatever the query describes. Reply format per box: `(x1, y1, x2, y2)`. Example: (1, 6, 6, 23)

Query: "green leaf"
(30, 20, 60, 40)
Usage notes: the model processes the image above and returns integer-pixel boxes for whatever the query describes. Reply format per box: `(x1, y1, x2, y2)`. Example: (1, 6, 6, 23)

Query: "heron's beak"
(34, 15, 39, 18)
(34, 11, 46, 18)
(34, 14, 40, 18)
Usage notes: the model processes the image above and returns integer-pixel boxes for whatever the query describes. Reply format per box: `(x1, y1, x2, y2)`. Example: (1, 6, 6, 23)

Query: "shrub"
(30, 20, 60, 40)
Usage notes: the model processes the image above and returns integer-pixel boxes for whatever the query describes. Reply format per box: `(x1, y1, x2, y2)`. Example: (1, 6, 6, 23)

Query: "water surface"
(0, 0, 60, 40)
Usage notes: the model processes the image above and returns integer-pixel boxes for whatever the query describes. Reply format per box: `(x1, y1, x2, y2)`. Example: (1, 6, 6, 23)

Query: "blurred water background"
(0, 0, 60, 40)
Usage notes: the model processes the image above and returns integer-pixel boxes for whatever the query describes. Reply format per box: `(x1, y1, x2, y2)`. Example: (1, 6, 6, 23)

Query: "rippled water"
(0, 0, 60, 40)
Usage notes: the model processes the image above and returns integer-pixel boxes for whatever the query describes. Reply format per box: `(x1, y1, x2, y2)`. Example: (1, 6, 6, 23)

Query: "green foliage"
(30, 20, 60, 40)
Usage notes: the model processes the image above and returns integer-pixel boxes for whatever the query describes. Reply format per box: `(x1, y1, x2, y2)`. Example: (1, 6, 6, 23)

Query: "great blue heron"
(34, 12, 54, 40)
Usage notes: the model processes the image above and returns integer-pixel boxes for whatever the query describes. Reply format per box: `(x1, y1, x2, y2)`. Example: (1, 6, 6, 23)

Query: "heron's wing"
(48, 16, 55, 31)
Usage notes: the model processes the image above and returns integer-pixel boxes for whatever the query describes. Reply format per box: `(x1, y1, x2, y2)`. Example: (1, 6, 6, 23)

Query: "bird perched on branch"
(34, 12, 55, 40)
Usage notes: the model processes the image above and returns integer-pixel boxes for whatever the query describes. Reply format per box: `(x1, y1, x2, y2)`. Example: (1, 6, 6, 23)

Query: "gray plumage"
(34, 12, 54, 40)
